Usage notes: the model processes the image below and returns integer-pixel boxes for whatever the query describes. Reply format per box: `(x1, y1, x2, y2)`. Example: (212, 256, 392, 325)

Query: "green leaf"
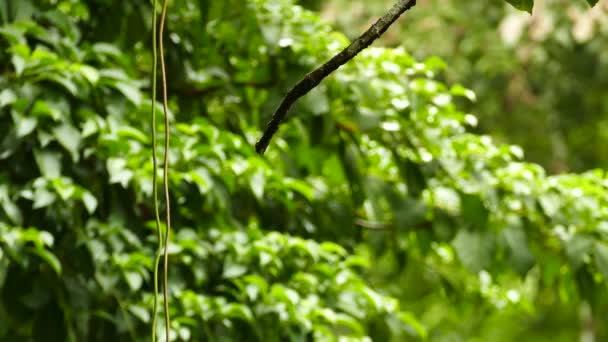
(502, 225, 535, 275)
(33, 187, 57, 209)
(0, 26, 26, 45)
(36, 230, 55, 246)
(357, 286, 385, 312)
(52, 179, 75, 200)
(242, 275, 269, 301)
(81, 191, 98, 214)
(43, 10, 80, 41)
(283, 178, 314, 201)
(34, 149, 62, 179)
(12, 0, 36, 21)
(565, 234, 593, 270)
(223, 257, 248, 279)
(505, 0, 534, 13)
(96, 272, 119, 293)
(0, 185, 22, 225)
(75, 64, 100, 85)
(128, 304, 150, 323)
(107, 158, 133, 187)
(333, 313, 364, 336)
(452, 229, 495, 272)
(178, 327, 191, 341)
(459, 192, 488, 230)
(29, 246, 62, 275)
(124, 271, 143, 291)
(52, 123, 81, 162)
(249, 168, 266, 200)
(594, 242, 608, 279)
(450, 84, 476, 102)
(586, 0, 599, 6)
(31, 100, 62, 121)
(81, 118, 99, 138)
(46, 74, 79, 97)
(186, 168, 213, 194)
(319, 242, 347, 257)
(404, 159, 426, 197)
(113, 81, 142, 106)
(271, 284, 300, 306)
(541, 254, 561, 286)
(0, 89, 17, 107)
(117, 127, 149, 144)
(12, 54, 26, 76)
(11, 110, 37, 137)
(539, 193, 560, 217)
(221, 303, 254, 322)
(301, 85, 329, 115)
(92, 43, 124, 59)
(398, 311, 427, 340)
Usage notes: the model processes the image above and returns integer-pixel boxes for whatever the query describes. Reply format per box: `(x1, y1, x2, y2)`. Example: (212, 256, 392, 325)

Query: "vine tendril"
(149, 0, 162, 341)
(158, 0, 172, 340)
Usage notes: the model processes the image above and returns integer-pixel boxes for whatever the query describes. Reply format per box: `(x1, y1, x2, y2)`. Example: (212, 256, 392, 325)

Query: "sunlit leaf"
(75, 64, 99, 84)
(34, 149, 62, 179)
(223, 257, 248, 279)
(29, 246, 62, 275)
(113, 81, 143, 106)
(107, 158, 133, 187)
(124, 271, 143, 291)
(0, 89, 17, 107)
(0, 185, 22, 225)
(283, 178, 314, 201)
(12, 111, 37, 137)
(249, 168, 266, 200)
(398, 312, 427, 340)
(81, 191, 98, 214)
(53, 123, 81, 162)
(128, 304, 150, 323)
(505, 0, 534, 13)
(32, 187, 57, 209)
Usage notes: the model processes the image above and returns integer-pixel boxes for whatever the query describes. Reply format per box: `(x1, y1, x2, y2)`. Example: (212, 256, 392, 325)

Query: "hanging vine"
(158, 0, 172, 340)
(150, 0, 172, 340)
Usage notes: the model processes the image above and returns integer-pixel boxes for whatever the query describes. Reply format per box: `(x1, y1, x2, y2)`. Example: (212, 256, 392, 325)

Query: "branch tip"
(255, 0, 417, 154)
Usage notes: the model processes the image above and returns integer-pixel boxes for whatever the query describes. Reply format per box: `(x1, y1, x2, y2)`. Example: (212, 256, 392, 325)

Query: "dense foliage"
(322, 0, 608, 172)
(0, 0, 606, 341)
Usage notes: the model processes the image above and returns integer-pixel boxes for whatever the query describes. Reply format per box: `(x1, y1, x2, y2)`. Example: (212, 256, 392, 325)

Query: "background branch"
(255, 0, 417, 154)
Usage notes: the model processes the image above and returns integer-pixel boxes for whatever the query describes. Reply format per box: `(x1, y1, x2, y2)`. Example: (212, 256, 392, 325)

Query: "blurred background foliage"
(317, 0, 608, 173)
(0, 0, 607, 341)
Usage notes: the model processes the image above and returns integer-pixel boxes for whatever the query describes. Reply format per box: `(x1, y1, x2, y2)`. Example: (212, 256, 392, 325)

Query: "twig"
(255, 0, 417, 154)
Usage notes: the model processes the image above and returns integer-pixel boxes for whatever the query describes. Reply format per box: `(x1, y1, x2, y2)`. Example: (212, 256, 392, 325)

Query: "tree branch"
(255, 0, 417, 154)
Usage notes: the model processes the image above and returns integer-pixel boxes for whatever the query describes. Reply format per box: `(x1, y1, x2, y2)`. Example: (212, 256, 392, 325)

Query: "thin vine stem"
(149, 0, 162, 341)
(158, 0, 172, 340)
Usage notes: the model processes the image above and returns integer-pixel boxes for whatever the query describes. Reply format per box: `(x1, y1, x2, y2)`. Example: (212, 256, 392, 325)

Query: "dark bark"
(255, 0, 417, 154)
